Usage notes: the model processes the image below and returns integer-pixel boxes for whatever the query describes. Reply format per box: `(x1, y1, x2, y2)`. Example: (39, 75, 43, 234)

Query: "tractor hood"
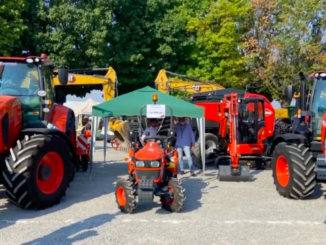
(134, 142, 164, 161)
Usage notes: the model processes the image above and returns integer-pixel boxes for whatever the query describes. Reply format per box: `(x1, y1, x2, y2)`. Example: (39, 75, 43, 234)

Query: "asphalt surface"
(0, 141, 326, 245)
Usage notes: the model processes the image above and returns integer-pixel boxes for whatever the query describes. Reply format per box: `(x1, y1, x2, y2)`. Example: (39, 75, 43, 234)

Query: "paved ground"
(0, 141, 326, 245)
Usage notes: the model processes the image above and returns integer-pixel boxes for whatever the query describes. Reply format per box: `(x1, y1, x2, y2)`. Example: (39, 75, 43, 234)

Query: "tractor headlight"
(150, 161, 160, 167)
(135, 161, 145, 167)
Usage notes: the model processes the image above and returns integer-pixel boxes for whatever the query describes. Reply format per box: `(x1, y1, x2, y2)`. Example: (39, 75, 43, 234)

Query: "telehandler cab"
(114, 94, 185, 213)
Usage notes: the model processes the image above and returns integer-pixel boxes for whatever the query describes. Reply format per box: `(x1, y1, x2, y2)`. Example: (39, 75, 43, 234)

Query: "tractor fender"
(270, 133, 308, 155)
(20, 128, 78, 165)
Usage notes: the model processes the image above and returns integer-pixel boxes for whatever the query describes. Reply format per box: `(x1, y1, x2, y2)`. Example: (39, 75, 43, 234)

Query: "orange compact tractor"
(0, 53, 85, 209)
(115, 94, 185, 213)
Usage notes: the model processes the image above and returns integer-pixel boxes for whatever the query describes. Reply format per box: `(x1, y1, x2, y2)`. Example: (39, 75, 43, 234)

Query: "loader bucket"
(218, 165, 252, 182)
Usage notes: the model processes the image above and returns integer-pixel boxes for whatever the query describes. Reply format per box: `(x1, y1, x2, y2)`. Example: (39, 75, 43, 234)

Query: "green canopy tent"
(89, 86, 206, 177)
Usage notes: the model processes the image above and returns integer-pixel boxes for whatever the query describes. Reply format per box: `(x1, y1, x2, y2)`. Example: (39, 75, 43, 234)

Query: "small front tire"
(115, 178, 136, 213)
(160, 177, 185, 212)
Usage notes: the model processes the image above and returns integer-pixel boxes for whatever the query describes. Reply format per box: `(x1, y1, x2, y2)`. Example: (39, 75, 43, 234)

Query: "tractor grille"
(135, 169, 160, 180)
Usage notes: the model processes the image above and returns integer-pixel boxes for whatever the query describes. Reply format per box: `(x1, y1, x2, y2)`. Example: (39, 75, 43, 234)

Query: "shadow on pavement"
(154, 175, 210, 215)
(20, 213, 116, 245)
(0, 160, 129, 231)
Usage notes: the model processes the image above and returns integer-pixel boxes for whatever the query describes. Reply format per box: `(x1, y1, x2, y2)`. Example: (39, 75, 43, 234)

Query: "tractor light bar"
(26, 58, 33, 64)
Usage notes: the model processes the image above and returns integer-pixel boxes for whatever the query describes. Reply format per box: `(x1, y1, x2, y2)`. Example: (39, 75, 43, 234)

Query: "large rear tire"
(272, 142, 316, 199)
(1, 134, 72, 209)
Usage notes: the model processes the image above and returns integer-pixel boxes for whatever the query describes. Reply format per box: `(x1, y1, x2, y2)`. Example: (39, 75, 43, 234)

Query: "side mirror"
(58, 68, 69, 85)
(168, 129, 175, 137)
(284, 85, 293, 102)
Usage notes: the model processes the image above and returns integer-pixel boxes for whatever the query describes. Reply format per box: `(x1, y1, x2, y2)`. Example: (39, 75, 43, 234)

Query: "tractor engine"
(0, 96, 22, 154)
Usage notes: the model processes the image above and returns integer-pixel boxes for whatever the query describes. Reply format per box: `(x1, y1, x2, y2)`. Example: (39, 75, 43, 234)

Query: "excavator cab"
(217, 94, 267, 182)
(238, 98, 265, 145)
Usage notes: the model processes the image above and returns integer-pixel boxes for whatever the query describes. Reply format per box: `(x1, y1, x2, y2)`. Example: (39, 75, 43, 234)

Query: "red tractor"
(0, 53, 83, 209)
(115, 94, 184, 213)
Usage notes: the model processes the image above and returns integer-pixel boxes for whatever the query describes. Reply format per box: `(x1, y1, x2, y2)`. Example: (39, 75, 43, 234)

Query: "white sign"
(265, 108, 273, 117)
(146, 104, 166, 118)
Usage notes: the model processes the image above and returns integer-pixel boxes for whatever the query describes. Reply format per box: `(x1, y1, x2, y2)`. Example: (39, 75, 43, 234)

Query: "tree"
(0, 0, 27, 55)
(186, 0, 253, 89)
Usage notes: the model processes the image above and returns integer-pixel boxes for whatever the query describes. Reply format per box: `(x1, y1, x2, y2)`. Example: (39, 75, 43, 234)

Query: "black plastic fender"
(270, 133, 308, 155)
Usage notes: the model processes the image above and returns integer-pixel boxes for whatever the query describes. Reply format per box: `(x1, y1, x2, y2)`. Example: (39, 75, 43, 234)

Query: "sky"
(64, 90, 104, 110)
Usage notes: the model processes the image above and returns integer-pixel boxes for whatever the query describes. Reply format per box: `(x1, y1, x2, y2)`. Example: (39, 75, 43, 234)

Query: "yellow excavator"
(154, 69, 225, 98)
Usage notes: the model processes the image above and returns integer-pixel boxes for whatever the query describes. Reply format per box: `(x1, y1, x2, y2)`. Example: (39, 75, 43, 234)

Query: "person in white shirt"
(141, 119, 158, 144)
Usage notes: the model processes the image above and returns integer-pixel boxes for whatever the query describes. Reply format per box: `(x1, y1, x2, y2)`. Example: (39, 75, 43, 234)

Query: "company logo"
(265, 108, 273, 117)
(68, 75, 76, 83)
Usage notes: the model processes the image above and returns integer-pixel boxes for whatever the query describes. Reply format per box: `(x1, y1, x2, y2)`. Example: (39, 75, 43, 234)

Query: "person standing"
(174, 117, 196, 176)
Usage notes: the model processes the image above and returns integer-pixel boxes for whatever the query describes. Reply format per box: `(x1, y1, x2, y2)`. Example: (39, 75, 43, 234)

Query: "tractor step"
(316, 154, 326, 181)
(218, 165, 251, 181)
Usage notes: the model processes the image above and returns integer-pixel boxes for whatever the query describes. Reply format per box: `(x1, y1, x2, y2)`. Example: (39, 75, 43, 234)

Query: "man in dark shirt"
(174, 117, 196, 176)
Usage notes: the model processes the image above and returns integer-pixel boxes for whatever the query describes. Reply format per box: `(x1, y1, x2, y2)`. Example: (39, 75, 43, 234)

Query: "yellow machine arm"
(53, 67, 117, 101)
(154, 69, 225, 95)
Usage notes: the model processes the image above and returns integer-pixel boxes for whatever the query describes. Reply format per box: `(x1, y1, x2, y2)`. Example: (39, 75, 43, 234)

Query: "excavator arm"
(53, 67, 117, 102)
(154, 69, 224, 96)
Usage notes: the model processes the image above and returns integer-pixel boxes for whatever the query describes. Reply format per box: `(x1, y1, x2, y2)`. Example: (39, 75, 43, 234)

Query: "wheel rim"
(117, 187, 126, 206)
(111, 138, 119, 150)
(205, 140, 216, 155)
(162, 186, 174, 206)
(276, 155, 289, 187)
(37, 152, 64, 194)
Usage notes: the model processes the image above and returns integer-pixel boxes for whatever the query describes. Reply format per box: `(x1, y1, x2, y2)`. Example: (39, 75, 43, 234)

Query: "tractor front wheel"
(115, 178, 136, 213)
(1, 134, 72, 209)
(271, 142, 316, 199)
(160, 177, 185, 212)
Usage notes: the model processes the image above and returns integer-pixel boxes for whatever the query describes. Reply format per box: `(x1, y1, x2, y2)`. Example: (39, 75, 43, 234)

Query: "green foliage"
(0, 0, 325, 101)
(0, 0, 27, 55)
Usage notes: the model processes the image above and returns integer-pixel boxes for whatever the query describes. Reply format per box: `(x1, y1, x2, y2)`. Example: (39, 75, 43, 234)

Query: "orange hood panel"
(134, 142, 164, 160)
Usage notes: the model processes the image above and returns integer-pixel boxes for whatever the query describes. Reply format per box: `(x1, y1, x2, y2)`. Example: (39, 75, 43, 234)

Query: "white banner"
(146, 104, 166, 118)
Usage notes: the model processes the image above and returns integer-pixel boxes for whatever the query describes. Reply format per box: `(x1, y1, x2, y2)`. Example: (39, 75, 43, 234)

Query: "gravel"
(0, 142, 326, 245)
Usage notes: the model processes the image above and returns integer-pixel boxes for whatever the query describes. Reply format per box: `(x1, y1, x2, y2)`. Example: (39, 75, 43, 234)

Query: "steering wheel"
(143, 135, 167, 144)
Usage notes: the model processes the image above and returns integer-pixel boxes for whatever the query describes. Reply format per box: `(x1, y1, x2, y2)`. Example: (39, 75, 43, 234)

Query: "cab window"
(258, 101, 264, 121)
(42, 67, 54, 101)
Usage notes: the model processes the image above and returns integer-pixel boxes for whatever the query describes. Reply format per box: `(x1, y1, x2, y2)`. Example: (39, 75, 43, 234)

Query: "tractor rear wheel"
(115, 178, 136, 213)
(1, 134, 72, 209)
(271, 142, 316, 199)
(160, 177, 185, 212)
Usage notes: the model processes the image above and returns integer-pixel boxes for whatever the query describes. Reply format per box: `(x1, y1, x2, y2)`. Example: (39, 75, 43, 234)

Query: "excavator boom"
(53, 67, 117, 102)
(154, 69, 224, 95)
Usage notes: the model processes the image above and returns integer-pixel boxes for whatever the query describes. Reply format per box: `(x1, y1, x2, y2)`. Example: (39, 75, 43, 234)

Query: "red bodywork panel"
(321, 114, 326, 154)
(195, 92, 275, 138)
(0, 96, 23, 154)
(135, 142, 164, 160)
